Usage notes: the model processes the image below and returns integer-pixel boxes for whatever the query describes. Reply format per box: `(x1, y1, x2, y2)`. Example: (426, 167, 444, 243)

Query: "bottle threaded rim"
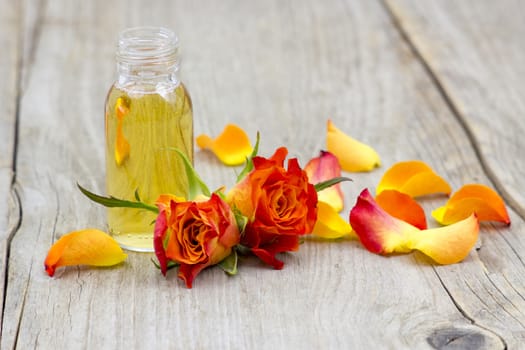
(116, 27, 179, 68)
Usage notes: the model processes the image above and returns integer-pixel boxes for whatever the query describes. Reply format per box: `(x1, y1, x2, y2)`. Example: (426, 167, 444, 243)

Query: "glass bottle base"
(110, 230, 154, 252)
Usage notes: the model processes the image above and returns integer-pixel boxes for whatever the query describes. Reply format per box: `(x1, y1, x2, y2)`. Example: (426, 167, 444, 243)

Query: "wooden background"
(1, 0, 524, 348)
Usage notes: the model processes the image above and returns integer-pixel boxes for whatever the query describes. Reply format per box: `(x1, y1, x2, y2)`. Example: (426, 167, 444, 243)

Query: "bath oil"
(105, 27, 193, 252)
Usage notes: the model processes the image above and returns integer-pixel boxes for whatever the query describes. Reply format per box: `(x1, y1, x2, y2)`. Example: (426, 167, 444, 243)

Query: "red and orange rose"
(227, 147, 318, 269)
(153, 193, 240, 288)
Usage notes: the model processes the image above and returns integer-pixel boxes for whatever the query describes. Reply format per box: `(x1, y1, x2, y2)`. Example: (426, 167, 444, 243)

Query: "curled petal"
(44, 229, 127, 277)
(411, 214, 479, 264)
(376, 190, 427, 229)
(251, 235, 301, 270)
(196, 124, 253, 166)
(350, 189, 420, 254)
(304, 151, 344, 212)
(326, 120, 380, 172)
(312, 201, 355, 239)
(432, 184, 510, 225)
(377, 160, 451, 197)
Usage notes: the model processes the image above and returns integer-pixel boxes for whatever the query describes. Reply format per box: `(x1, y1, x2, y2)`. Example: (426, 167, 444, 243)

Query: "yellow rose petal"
(432, 184, 510, 225)
(411, 214, 479, 264)
(44, 229, 127, 276)
(377, 160, 451, 197)
(312, 201, 355, 239)
(196, 124, 253, 166)
(326, 120, 381, 172)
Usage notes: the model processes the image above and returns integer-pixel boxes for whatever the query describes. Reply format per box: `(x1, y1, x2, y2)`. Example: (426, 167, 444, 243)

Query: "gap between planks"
(380, 0, 512, 347)
(380, 0, 525, 223)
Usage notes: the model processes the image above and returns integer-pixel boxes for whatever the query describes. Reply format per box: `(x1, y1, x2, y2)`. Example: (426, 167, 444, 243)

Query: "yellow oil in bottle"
(105, 84, 193, 251)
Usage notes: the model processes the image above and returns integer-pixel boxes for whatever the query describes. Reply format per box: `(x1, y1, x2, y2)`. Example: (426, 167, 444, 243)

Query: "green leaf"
(314, 177, 352, 192)
(77, 184, 159, 213)
(167, 148, 210, 200)
(236, 132, 260, 183)
(218, 250, 238, 275)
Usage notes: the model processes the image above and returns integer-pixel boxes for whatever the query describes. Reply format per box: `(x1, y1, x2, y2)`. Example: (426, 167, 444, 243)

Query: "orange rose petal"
(350, 189, 420, 255)
(114, 97, 130, 166)
(115, 130, 130, 166)
(411, 214, 479, 264)
(376, 190, 427, 229)
(377, 160, 451, 197)
(44, 229, 127, 277)
(312, 201, 355, 239)
(432, 184, 510, 225)
(304, 151, 344, 212)
(326, 120, 380, 172)
(196, 124, 253, 166)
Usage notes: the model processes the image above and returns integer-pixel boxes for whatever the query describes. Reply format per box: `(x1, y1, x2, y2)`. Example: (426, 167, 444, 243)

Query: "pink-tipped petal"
(304, 151, 344, 212)
(350, 189, 420, 254)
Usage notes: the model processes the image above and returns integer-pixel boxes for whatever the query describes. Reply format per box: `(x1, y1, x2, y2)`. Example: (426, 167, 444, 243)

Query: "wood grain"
(0, 0, 21, 330)
(1, 0, 524, 348)
(385, 0, 525, 219)
(383, 0, 525, 347)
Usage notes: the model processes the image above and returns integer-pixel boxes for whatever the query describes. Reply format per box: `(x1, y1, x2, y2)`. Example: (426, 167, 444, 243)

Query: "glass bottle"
(105, 27, 193, 252)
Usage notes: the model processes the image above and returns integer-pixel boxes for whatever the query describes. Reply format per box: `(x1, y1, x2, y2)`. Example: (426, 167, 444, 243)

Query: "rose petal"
(350, 189, 420, 254)
(376, 160, 451, 197)
(376, 190, 427, 229)
(326, 120, 381, 172)
(114, 97, 130, 166)
(196, 124, 253, 166)
(304, 151, 344, 212)
(432, 184, 510, 225)
(178, 263, 208, 288)
(44, 229, 127, 277)
(411, 214, 479, 264)
(250, 235, 300, 270)
(312, 201, 355, 239)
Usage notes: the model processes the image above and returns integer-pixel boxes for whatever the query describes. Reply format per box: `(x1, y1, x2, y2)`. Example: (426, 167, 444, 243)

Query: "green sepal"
(218, 250, 238, 275)
(314, 177, 352, 192)
(167, 148, 210, 200)
(78, 184, 159, 213)
(233, 208, 248, 235)
(213, 187, 227, 200)
(235, 244, 252, 256)
(151, 258, 179, 271)
(236, 132, 260, 183)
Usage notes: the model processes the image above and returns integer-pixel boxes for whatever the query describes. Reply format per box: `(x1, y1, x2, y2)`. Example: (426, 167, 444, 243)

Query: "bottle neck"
(115, 27, 180, 91)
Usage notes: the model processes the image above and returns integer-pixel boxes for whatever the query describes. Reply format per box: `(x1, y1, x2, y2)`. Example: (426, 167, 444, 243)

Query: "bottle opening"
(117, 27, 179, 70)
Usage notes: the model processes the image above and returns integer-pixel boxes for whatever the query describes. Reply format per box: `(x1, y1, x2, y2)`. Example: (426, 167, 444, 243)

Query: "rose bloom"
(227, 147, 318, 269)
(153, 193, 240, 288)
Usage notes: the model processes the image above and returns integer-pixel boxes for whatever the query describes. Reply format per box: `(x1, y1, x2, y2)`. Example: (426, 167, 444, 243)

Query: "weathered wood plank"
(385, 0, 525, 218)
(2, 0, 524, 348)
(384, 0, 525, 347)
(0, 0, 21, 331)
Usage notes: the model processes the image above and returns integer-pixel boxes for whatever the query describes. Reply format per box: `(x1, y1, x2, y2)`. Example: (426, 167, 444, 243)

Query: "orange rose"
(227, 147, 318, 269)
(153, 193, 240, 288)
